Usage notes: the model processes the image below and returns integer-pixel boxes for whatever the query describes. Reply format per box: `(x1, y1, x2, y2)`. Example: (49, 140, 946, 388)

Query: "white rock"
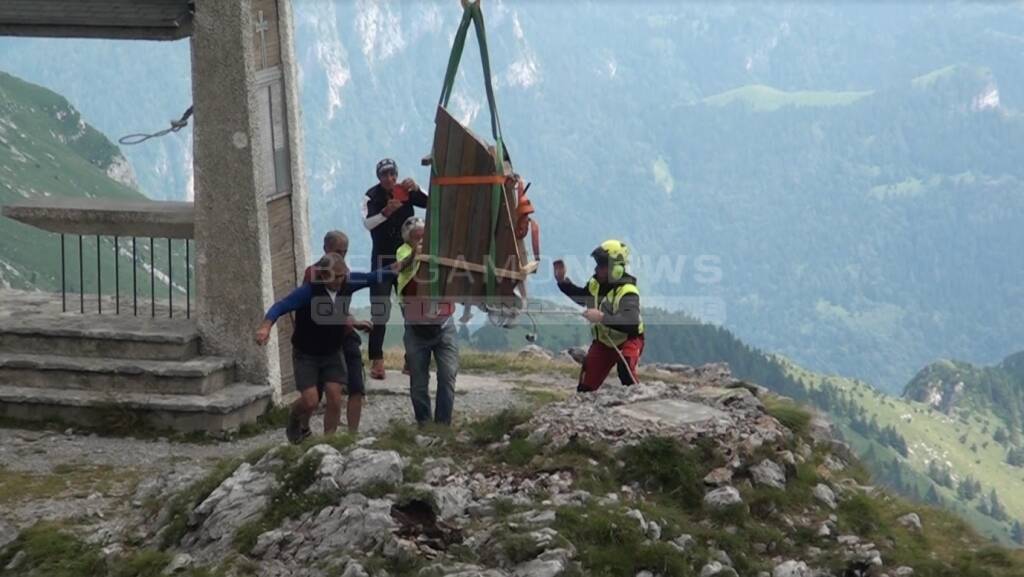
(340, 560, 370, 577)
(518, 344, 553, 359)
(893, 567, 915, 577)
(4, 550, 25, 571)
(646, 520, 662, 541)
(750, 459, 787, 490)
(670, 534, 696, 553)
(161, 553, 193, 575)
(773, 560, 811, 577)
(812, 484, 837, 509)
(415, 435, 438, 447)
(513, 549, 572, 577)
(713, 549, 733, 567)
(704, 486, 743, 509)
(701, 561, 739, 577)
(0, 520, 16, 551)
(187, 462, 276, 548)
(704, 467, 734, 487)
(433, 485, 474, 520)
(897, 512, 922, 532)
(626, 508, 648, 532)
(311, 447, 404, 494)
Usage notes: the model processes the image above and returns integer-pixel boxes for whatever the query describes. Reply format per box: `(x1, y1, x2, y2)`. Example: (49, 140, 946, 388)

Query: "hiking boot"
(370, 359, 386, 380)
(285, 408, 304, 444)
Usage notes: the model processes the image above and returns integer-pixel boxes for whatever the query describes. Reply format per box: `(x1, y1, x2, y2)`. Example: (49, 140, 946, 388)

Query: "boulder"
(773, 560, 811, 577)
(750, 459, 787, 490)
(704, 486, 743, 509)
(812, 484, 837, 510)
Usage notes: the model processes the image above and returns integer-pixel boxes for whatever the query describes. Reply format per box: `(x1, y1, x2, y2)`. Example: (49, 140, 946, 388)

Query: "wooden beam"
(416, 254, 529, 282)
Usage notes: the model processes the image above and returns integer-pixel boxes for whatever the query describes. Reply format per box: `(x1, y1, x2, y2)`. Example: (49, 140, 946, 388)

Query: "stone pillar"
(277, 0, 312, 278)
(190, 0, 309, 401)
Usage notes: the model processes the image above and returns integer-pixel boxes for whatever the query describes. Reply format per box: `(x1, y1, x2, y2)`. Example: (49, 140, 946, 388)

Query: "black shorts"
(341, 333, 365, 396)
(293, 350, 347, 394)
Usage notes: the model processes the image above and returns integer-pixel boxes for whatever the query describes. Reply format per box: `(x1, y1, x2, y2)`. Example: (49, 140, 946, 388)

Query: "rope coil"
(118, 106, 194, 146)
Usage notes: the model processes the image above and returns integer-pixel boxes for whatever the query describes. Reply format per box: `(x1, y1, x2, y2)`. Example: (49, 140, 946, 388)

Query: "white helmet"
(401, 216, 425, 242)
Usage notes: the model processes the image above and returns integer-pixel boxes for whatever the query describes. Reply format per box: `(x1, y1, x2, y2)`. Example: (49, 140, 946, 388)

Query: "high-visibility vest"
(586, 278, 644, 347)
(396, 243, 419, 299)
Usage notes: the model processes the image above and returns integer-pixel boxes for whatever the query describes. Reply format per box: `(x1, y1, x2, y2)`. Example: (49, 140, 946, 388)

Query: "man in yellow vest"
(396, 216, 459, 425)
(555, 239, 645, 391)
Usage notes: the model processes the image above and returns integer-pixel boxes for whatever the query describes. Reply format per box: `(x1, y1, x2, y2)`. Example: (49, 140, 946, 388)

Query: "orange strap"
(433, 175, 508, 186)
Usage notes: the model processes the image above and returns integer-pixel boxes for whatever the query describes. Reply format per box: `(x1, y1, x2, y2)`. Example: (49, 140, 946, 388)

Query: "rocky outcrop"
(70, 364, 942, 577)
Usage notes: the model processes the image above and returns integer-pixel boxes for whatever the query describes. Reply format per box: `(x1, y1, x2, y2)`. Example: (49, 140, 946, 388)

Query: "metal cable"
(119, 106, 193, 146)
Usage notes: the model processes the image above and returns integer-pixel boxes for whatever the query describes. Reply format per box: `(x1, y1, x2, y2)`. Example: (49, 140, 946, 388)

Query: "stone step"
(0, 353, 234, 396)
(0, 382, 272, 433)
(0, 315, 200, 361)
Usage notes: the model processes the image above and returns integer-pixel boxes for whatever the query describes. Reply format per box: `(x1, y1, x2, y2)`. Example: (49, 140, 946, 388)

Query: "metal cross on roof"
(255, 10, 269, 68)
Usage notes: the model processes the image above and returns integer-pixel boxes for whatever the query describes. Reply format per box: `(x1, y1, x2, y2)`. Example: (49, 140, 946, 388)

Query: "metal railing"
(58, 233, 193, 318)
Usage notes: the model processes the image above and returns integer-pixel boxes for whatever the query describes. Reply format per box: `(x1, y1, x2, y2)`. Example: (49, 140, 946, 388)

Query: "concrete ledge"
(0, 382, 273, 433)
(0, 316, 200, 360)
(0, 353, 234, 395)
(2, 198, 194, 239)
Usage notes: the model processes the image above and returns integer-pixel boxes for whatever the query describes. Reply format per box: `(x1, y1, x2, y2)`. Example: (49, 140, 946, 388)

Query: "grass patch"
(837, 492, 881, 535)
(0, 463, 134, 505)
(466, 408, 531, 445)
(618, 437, 708, 511)
(529, 438, 618, 495)
(515, 384, 570, 406)
(0, 523, 227, 577)
(0, 522, 104, 577)
(237, 405, 292, 438)
(108, 550, 172, 577)
(500, 438, 542, 467)
(763, 397, 812, 437)
(555, 505, 693, 577)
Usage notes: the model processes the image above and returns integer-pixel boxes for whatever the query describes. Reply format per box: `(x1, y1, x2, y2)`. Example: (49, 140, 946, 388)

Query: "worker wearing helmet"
(554, 240, 644, 391)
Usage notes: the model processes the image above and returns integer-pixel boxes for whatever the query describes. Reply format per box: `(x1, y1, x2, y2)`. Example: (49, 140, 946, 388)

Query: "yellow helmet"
(592, 239, 630, 281)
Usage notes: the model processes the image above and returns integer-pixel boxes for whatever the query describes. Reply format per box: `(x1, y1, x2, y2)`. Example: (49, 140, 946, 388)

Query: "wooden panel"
(267, 195, 295, 391)
(422, 105, 526, 306)
(251, 0, 282, 70)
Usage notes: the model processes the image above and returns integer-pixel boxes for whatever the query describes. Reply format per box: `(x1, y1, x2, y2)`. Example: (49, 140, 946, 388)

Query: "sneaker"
(285, 409, 304, 444)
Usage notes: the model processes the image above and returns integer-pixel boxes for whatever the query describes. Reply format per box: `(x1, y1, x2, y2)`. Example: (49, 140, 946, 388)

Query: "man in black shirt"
(362, 158, 429, 379)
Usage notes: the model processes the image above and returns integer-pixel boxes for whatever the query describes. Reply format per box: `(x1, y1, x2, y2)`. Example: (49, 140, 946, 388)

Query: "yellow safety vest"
(396, 243, 419, 299)
(586, 278, 644, 347)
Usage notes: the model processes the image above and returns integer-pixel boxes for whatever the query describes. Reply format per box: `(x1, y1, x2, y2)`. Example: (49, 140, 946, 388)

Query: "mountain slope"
(0, 71, 171, 296)
(497, 311, 1024, 545)
(2, 3, 1024, 390)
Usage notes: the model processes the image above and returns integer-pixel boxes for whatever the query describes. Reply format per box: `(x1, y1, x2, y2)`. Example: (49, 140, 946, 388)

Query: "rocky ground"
(3, 355, 1024, 577)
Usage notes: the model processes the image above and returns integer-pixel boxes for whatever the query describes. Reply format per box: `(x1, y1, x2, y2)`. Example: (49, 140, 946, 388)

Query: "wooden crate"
(418, 105, 531, 310)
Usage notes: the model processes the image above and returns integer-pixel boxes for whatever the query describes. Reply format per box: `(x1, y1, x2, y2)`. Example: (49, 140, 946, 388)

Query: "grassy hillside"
(0, 71, 180, 299)
(701, 84, 873, 111)
(785, 358, 1024, 545)
(493, 307, 1024, 544)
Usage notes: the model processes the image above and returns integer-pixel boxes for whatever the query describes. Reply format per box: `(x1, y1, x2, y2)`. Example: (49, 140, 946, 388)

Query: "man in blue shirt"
(255, 253, 405, 441)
